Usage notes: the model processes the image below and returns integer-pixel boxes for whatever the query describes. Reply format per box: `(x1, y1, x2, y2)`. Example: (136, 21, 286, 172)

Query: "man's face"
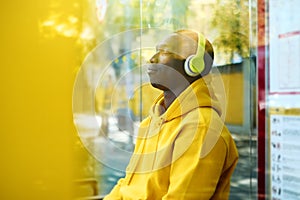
(146, 33, 197, 91)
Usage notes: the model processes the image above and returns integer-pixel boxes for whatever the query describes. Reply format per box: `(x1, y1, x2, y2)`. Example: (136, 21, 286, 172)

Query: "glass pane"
(72, 0, 257, 198)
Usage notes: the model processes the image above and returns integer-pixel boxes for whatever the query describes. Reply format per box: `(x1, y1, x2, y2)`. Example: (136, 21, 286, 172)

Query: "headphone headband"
(184, 32, 206, 77)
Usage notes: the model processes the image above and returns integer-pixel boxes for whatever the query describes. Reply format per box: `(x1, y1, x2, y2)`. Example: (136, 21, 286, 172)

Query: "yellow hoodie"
(104, 75, 239, 200)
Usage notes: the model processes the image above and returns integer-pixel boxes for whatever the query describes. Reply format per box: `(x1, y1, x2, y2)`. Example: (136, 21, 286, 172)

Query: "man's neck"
(163, 90, 177, 110)
(162, 82, 190, 111)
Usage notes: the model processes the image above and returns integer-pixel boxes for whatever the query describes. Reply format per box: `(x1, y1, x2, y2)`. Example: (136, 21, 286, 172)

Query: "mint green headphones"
(184, 32, 206, 77)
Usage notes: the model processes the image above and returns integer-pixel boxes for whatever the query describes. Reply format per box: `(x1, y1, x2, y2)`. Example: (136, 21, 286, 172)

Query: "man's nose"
(150, 53, 158, 63)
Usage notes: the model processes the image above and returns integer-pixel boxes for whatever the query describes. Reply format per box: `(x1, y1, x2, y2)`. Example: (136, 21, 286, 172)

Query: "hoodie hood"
(150, 74, 223, 121)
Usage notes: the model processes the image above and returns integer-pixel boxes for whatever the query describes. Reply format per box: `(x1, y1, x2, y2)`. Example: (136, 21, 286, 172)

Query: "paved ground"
(229, 133, 257, 200)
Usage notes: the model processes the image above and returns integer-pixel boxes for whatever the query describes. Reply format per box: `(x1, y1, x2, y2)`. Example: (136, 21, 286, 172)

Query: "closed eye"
(157, 48, 173, 55)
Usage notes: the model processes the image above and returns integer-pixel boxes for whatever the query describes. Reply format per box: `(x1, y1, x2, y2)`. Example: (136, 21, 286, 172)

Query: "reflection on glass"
(72, 0, 256, 198)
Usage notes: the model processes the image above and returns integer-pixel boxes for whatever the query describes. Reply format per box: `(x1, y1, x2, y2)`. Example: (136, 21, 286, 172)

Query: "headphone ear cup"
(184, 32, 206, 77)
(184, 55, 205, 77)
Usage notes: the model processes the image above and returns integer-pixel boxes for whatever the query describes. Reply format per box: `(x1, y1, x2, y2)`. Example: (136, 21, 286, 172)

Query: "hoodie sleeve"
(103, 117, 152, 200)
(162, 124, 235, 200)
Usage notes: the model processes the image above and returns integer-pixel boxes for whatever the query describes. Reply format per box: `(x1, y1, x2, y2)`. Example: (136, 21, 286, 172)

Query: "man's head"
(147, 29, 214, 92)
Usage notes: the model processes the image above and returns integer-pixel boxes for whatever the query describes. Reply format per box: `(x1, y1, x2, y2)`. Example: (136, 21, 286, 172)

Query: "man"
(104, 29, 238, 200)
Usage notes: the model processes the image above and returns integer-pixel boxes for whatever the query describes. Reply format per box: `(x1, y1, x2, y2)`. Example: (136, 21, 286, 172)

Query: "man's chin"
(150, 83, 168, 91)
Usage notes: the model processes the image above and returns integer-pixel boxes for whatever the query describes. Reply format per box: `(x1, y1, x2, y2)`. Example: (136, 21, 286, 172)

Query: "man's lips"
(146, 66, 159, 74)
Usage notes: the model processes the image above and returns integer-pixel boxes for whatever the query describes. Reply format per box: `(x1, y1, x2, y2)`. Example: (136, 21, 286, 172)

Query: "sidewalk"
(230, 133, 257, 199)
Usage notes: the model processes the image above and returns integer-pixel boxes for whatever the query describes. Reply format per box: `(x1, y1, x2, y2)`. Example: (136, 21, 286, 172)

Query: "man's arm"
(162, 125, 231, 200)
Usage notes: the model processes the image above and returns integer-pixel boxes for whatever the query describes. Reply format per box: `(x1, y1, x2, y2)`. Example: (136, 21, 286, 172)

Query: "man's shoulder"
(182, 106, 219, 125)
